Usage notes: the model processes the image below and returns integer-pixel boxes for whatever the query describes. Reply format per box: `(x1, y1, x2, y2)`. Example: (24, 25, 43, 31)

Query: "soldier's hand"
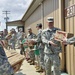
(62, 37, 68, 45)
(49, 41, 57, 46)
(24, 42, 28, 45)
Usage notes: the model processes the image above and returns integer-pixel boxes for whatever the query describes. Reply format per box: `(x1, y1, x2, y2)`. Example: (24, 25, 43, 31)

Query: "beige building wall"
(43, 0, 65, 70)
(25, 6, 41, 35)
(43, 0, 59, 28)
(24, 0, 65, 71)
(65, 0, 75, 75)
(25, 0, 60, 34)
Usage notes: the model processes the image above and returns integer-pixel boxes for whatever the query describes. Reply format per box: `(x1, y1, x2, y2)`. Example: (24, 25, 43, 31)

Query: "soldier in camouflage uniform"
(42, 17, 62, 75)
(27, 27, 36, 65)
(30, 23, 44, 72)
(0, 43, 14, 75)
(10, 29, 16, 50)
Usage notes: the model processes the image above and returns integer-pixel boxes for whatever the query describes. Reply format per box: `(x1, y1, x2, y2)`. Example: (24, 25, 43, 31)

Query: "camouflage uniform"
(32, 29, 44, 69)
(42, 27, 62, 75)
(10, 33, 16, 50)
(0, 44, 14, 75)
(27, 33, 36, 60)
(67, 37, 75, 44)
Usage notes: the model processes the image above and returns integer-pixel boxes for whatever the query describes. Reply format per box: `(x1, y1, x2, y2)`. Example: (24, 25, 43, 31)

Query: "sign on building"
(65, 4, 75, 18)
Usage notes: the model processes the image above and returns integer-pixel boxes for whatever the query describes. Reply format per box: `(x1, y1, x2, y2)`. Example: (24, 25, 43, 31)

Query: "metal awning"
(6, 20, 24, 26)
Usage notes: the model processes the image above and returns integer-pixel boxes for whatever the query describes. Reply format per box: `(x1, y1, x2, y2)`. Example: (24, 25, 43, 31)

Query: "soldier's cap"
(47, 17, 54, 22)
(27, 27, 32, 30)
(36, 23, 42, 28)
(12, 28, 15, 31)
(36, 23, 42, 27)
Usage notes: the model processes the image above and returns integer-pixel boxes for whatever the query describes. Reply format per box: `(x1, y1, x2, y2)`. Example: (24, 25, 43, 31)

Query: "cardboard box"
(55, 30, 74, 42)
(5, 50, 24, 73)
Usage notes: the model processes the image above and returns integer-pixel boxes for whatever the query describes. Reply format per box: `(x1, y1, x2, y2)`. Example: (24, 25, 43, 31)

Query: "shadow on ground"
(15, 72, 26, 75)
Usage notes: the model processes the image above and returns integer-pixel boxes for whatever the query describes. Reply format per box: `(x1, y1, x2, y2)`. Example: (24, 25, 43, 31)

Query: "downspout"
(59, 0, 65, 72)
(40, 2, 44, 29)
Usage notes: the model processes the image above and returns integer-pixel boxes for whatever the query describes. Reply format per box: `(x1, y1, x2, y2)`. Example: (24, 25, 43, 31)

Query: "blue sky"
(0, 0, 32, 31)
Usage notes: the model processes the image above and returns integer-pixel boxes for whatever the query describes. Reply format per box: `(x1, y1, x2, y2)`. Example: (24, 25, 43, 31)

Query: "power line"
(2, 11, 10, 30)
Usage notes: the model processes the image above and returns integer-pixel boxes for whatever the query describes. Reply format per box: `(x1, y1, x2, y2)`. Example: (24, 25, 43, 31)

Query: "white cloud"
(0, 0, 32, 31)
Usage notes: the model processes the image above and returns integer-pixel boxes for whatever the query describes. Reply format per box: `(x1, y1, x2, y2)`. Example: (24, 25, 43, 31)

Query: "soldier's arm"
(31, 33, 41, 44)
(41, 31, 50, 44)
(67, 37, 75, 44)
(33, 34, 37, 39)
(35, 31, 42, 43)
(42, 31, 57, 47)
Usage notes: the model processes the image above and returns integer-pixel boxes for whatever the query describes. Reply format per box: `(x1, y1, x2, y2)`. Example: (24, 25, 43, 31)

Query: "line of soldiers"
(0, 29, 8, 40)
(22, 17, 62, 75)
(0, 28, 26, 75)
(0, 17, 75, 75)
(0, 33, 15, 75)
(22, 17, 75, 75)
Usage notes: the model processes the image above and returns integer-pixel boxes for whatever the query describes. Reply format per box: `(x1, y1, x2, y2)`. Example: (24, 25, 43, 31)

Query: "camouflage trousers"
(35, 55, 40, 66)
(28, 47, 35, 60)
(0, 55, 14, 75)
(39, 49, 44, 69)
(29, 50, 35, 60)
(0, 45, 14, 75)
(44, 53, 61, 75)
(11, 42, 15, 50)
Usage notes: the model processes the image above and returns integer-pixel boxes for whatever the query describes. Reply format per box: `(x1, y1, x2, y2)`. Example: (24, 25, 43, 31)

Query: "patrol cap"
(47, 17, 54, 22)
(12, 28, 15, 31)
(36, 23, 42, 28)
(27, 27, 32, 30)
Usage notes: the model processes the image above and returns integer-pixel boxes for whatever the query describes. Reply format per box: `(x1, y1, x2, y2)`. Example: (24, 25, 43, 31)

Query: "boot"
(41, 71, 46, 75)
(36, 67, 43, 72)
(26, 58, 30, 61)
(30, 61, 35, 65)
(35, 66, 39, 69)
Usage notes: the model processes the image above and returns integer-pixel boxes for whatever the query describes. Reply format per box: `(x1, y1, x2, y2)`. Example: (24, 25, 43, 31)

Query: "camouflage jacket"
(42, 27, 62, 54)
(27, 33, 36, 39)
(0, 44, 14, 75)
(67, 37, 75, 44)
(32, 29, 44, 50)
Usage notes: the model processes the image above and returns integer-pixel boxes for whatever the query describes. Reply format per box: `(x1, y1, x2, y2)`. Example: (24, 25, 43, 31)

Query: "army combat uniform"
(42, 27, 62, 75)
(10, 33, 16, 50)
(66, 37, 75, 44)
(0, 44, 14, 75)
(27, 33, 36, 62)
(32, 29, 44, 69)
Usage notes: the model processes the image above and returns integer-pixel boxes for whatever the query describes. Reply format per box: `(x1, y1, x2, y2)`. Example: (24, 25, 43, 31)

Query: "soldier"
(42, 17, 62, 75)
(3, 29, 8, 38)
(0, 31, 4, 40)
(27, 27, 36, 65)
(0, 41, 14, 75)
(10, 29, 16, 50)
(17, 28, 23, 47)
(30, 23, 44, 72)
(63, 36, 75, 45)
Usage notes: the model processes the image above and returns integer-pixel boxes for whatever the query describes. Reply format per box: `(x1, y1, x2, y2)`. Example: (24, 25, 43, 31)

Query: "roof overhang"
(6, 20, 24, 26)
(7, 0, 44, 26)
(22, 0, 44, 21)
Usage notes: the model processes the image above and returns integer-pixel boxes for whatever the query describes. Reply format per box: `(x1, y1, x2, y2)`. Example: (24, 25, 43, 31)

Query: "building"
(7, 0, 75, 75)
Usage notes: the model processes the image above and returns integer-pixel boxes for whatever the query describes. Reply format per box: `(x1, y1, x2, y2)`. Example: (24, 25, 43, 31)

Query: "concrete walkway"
(15, 49, 68, 75)
(15, 60, 41, 75)
(15, 49, 41, 75)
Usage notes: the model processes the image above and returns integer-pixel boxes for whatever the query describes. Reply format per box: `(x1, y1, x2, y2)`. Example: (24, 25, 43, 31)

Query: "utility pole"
(2, 11, 10, 30)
